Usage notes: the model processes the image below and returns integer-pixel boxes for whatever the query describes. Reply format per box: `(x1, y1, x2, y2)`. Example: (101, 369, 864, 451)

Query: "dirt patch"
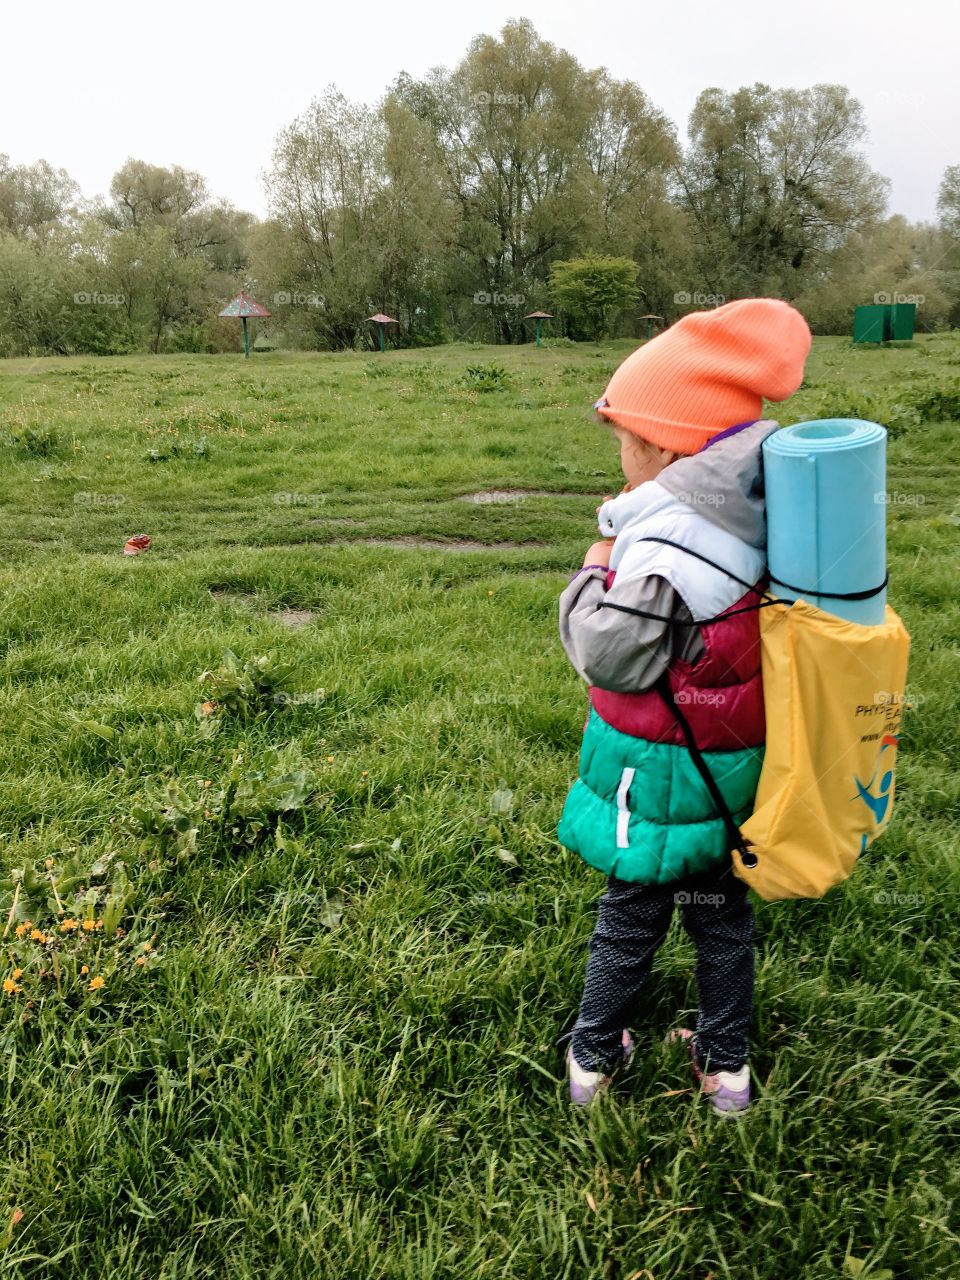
(458, 489, 586, 504)
(272, 608, 316, 630)
(209, 588, 317, 628)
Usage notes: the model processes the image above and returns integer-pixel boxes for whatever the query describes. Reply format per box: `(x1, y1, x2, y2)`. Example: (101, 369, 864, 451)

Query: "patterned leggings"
(570, 854, 754, 1075)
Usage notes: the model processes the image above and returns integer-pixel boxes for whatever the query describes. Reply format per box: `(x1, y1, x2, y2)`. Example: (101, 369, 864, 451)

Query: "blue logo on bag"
(853, 734, 898, 825)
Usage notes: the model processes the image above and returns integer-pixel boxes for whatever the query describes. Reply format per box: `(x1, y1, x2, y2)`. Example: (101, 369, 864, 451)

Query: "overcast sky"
(5, 0, 956, 223)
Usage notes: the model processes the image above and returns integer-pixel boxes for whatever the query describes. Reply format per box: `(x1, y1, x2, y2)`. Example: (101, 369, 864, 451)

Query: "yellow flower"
(30, 929, 46, 942)
(142, 942, 153, 953)
(60, 918, 79, 933)
(135, 956, 146, 967)
(11, 968, 23, 980)
(3, 979, 20, 995)
(88, 976, 105, 991)
(81, 919, 96, 932)
(361, 770, 369, 778)
(326, 755, 335, 763)
(15, 924, 27, 939)
(80, 965, 89, 976)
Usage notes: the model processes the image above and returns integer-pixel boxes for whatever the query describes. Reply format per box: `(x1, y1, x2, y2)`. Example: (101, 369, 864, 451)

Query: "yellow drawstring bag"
(734, 598, 911, 900)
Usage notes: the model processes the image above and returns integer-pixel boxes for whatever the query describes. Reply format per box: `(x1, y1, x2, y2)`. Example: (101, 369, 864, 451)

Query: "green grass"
(0, 336, 957, 1278)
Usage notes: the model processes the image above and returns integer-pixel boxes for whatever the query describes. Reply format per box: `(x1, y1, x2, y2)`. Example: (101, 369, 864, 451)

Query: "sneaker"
(664, 1027, 750, 1115)
(567, 1030, 635, 1106)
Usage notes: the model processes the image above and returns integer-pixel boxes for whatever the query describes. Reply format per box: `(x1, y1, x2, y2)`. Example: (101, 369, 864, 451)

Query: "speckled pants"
(570, 855, 754, 1075)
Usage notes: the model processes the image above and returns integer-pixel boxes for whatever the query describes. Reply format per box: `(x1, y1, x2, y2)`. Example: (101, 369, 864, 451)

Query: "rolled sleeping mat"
(762, 419, 887, 625)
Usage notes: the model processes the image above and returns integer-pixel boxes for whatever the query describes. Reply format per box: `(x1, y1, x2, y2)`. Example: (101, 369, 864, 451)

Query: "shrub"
(462, 363, 511, 392)
(2, 424, 61, 457)
(196, 650, 295, 721)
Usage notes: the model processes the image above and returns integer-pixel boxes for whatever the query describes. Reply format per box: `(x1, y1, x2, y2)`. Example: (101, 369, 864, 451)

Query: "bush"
(462, 363, 511, 392)
(196, 650, 295, 721)
(2, 424, 61, 457)
(901, 378, 960, 422)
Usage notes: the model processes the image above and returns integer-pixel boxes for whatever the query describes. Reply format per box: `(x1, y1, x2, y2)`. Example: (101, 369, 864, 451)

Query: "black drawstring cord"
(597, 535, 888, 626)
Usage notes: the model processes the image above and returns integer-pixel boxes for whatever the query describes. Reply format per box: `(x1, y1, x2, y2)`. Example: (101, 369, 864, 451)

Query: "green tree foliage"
(0, 27, 958, 354)
(389, 19, 679, 342)
(550, 254, 639, 340)
(0, 155, 80, 242)
(260, 87, 452, 350)
(677, 83, 890, 300)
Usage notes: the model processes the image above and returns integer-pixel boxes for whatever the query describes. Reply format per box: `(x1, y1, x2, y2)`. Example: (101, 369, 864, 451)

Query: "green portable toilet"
(853, 302, 916, 343)
(853, 304, 888, 343)
(891, 302, 916, 340)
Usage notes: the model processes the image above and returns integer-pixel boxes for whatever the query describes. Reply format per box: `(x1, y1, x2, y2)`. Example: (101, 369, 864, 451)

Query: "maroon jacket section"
(589, 568, 767, 751)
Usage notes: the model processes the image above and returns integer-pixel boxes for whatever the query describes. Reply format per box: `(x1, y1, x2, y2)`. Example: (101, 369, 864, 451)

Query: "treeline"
(2, 18, 959, 356)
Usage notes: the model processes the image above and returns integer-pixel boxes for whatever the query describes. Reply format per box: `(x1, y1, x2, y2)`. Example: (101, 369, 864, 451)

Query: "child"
(558, 298, 812, 1113)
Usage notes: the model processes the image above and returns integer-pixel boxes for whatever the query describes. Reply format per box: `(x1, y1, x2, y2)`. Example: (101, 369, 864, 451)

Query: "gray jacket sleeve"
(559, 566, 705, 692)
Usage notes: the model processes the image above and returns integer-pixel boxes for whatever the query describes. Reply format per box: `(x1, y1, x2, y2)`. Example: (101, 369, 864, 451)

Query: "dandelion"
(488, 590, 494, 596)
(80, 965, 89, 976)
(11, 968, 23, 980)
(88, 976, 105, 991)
(14, 924, 28, 939)
(3, 979, 20, 995)
(30, 929, 47, 943)
(326, 755, 335, 763)
(135, 956, 146, 967)
(81, 919, 96, 932)
(361, 770, 369, 778)
(142, 942, 153, 953)
(60, 918, 79, 933)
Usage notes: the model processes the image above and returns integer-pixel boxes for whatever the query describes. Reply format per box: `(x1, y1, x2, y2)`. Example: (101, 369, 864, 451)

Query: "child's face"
(610, 424, 679, 489)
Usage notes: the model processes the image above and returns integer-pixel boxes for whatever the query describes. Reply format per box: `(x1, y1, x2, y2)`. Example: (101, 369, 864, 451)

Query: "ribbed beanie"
(596, 298, 812, 453)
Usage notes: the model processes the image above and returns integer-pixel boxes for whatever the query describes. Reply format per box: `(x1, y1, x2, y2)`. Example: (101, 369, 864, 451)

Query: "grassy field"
(0, 335, 958, 1279)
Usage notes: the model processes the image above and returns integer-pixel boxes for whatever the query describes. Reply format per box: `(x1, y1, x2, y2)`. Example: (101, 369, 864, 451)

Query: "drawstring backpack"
(602, 537, 911, 901)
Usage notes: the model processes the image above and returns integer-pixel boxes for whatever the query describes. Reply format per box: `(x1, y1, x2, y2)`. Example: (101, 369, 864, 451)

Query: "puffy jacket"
(557, 419, 779, 884)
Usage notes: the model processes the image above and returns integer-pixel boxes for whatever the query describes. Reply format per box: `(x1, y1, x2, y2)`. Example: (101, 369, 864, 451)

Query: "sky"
(4, 0, 956, 224)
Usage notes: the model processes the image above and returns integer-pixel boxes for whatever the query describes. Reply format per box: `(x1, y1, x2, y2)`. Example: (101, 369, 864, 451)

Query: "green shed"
(853, 302, 916, 343)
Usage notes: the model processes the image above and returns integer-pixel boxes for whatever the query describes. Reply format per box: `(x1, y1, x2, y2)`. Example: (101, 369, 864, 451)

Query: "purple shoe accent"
(703, 1080, 751, 1114)
(665, 1027, 751, 1115)
(567, 1030, 635, 1106)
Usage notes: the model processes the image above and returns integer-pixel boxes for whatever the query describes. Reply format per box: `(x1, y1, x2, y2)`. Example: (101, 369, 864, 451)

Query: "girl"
(557, 298, 812, 1113)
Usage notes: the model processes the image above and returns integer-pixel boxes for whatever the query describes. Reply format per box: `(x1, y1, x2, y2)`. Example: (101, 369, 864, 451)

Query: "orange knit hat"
(595, 298, 812, 454)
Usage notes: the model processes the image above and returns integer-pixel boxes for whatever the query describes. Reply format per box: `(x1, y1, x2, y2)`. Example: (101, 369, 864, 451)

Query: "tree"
(937, 165, 960, 239)
(550, 254, 639, 340)
(0, 155, 81, 243)
(263, 88, 385, 349)
(677, 83, 889, 300)
(390, 20, 678, 341)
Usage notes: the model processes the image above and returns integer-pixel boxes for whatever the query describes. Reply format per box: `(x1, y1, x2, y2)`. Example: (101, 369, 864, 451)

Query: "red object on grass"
(123, 535, 152, 556)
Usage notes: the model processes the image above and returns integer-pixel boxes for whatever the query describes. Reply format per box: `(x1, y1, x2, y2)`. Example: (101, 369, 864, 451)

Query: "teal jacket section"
(558, 708, 764, 884)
